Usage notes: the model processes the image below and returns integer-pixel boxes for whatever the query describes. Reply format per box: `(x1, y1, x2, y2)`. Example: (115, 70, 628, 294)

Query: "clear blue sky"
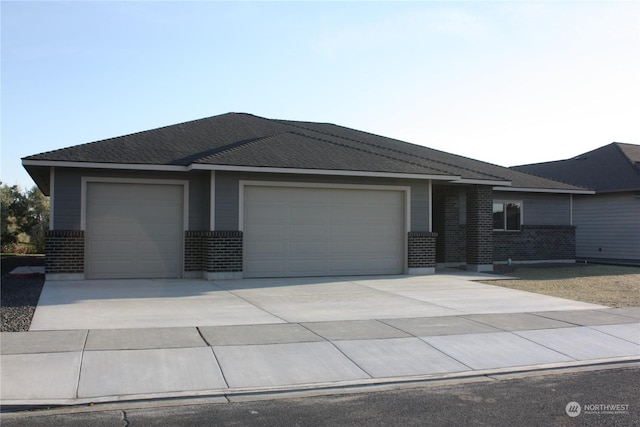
(2, 1, 639, 189)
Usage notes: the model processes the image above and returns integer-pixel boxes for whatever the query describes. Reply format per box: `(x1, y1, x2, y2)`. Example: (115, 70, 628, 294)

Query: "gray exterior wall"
(52, 168, 210, 230)
(213, 171, 431, 232)
(573, 192, 640, 262)
(493, 192, 572, 225)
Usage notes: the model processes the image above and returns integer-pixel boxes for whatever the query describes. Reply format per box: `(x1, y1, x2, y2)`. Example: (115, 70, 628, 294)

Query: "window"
(493, 201, 522, 231)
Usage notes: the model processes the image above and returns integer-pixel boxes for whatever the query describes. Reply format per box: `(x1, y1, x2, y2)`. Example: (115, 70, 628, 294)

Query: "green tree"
(25, 186, 50, 252)
(1, 184, 25, 245)
(1, 184, 49, 252)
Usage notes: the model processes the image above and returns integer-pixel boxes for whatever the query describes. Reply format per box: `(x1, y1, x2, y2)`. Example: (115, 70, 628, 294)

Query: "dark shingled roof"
(23, 112, 586, 192)
(513, 143, 640, 193)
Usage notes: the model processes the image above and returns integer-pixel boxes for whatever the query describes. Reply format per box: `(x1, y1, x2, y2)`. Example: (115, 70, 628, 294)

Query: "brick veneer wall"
(205, 231, 243, 273)
(185, 231, 244, 273)
(494, 225, 576, 261)
(408, 232, 438, 269)
(466, 186, 493, 266)
(184, 231, 207, 272)
(45, 230, 84, 274)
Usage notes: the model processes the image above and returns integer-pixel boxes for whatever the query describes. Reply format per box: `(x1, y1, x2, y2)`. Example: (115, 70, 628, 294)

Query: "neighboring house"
(22, 113, 591, 280)
(514, 143, 640, 265)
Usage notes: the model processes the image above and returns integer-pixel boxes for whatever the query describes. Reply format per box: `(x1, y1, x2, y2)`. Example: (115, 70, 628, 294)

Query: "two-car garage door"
(84, 182, 405, 279)
(85, 182, 184, 279)
(243, 185, 406, 278)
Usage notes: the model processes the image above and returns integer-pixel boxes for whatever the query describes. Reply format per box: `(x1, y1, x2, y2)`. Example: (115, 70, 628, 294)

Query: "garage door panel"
(137, 259, 179, 275)
(244, 224, 285, 239)
(244, 186, 405, 278)
(290, 206, 326, 224)
(289, 225, 326, 241)
(89, 222, 181, 240)
(89, 260, 136, 277)
(86, 182, 183, 279)
(289, 260, 327, 275)
(245, 241, 285, 257)
(328, 205, 362, 221)
(287, 188, 321, 202)
(245, 204, 288, 225)
(289, 241, 327, 255)
(327, 241, 365, 255)
(244, 260, 286, 276)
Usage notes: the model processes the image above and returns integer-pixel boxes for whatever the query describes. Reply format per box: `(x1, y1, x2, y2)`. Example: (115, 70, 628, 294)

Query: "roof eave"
(192, 164, 462, 181)
(22, 159, 191, 172)
(493, 186, 595, 195)
(453, 178, 512, 186)
(21, 159, 464, 181)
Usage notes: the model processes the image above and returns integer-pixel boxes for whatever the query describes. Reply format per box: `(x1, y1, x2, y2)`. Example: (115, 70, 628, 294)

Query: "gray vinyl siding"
(52, 168, 210, 230)
(493, 192, 571, 226)
(573, 193, 640, 261)
(53, 169, 82, 230)
(213, 171, 432, 232)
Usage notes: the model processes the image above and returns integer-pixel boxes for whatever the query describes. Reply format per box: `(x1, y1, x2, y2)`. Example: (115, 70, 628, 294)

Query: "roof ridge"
(612, 142, 640, 179)
(512, 158, 570, 168)
(510, 165, 593, 191)
(204, 128, 458, 176)
(191, 136, 267, 162)
(197, 132, 291, 162)
(286, 131, 460, 176)
(279, 121, 507, 181)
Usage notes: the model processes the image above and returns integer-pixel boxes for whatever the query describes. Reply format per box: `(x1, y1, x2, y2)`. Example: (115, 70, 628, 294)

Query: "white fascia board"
(454, 178, 512, 186)
(191, 164, 461, 181)
(493, 186, 595, 195)
(22, 159, 190, 172)
(22, 159, 466, 182)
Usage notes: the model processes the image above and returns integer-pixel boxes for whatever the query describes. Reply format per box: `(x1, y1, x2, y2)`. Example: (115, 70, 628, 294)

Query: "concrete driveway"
(29, 272, 603, 330)
(3, 271, 639, 405)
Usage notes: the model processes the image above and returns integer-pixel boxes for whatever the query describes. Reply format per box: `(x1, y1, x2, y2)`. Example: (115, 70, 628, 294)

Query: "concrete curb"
(2, 356, 639, 412)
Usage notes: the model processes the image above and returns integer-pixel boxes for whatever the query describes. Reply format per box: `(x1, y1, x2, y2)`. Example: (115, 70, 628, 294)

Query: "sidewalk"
(2, 307, 639, 406)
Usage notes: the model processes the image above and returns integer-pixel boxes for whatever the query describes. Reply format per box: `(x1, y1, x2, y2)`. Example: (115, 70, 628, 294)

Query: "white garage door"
(244, 185, 405, 278)
(85, 182, 184, 279)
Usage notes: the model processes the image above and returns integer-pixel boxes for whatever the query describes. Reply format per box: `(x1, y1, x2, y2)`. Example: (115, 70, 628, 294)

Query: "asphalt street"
(2, 365, 638, 427)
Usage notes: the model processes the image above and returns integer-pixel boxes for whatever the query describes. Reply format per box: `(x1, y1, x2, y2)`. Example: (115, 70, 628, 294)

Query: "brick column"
(184, 231, 206, 274)
(466, 186, 493, 271)
(204, 231, 243, 280)
(184, 231, 244, 279)
(45, 230, 84, 279)
(408, 232, 438, 274)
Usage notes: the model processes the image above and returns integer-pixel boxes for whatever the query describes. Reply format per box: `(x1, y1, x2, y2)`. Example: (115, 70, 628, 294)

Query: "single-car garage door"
(85, 182, 184, 279)
(243, 185, 405, 278)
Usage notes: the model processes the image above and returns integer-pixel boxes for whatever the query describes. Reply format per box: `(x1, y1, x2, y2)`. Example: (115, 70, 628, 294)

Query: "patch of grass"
(485, 264, 640, 308)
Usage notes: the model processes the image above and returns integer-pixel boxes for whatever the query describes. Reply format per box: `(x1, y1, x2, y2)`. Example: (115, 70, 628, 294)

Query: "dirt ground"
(484, 264, 640, 308)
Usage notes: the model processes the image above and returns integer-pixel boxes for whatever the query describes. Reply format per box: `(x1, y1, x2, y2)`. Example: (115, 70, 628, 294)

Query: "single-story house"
(22, 113, 591, 280)
(513, 142, 640, 265)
